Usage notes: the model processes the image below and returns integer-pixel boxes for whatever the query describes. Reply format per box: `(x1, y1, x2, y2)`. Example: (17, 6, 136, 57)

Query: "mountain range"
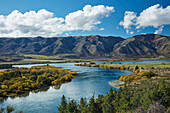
(0, 34, 169, 59)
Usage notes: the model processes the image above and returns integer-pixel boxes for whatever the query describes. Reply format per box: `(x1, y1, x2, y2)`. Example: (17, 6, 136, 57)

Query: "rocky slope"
(0, 34, 169, 59)
(112, 34, 170, 58)
(0, 35, 124, 58)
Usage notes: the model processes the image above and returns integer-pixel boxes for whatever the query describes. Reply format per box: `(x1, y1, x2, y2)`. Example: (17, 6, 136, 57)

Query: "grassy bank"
(75, 62, 170, 87)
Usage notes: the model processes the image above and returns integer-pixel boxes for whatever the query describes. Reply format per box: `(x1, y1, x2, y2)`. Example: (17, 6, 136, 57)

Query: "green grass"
(139, 56, 166, 60)
(105, 63, 170, 69)
(22, 54, 76, 60)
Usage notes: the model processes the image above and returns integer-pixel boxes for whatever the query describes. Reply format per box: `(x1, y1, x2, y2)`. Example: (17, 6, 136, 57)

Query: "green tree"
(58, 95, 67, 113)
(65, 99, 78, 113)
(109, 88, 114, 99)
(135, 66, 139, 70)
(78, 98, 87, 113)
(87, 95, 98, 113)
(101, 93, 114, 113)
(95, 95, 103, 113)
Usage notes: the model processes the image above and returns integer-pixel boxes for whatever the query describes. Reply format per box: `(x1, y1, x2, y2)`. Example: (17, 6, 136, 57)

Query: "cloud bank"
(120, 4, 170, 34)
(0, 5, 114, 37)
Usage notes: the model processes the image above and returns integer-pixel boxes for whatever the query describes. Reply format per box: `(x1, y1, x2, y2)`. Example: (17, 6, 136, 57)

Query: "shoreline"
(74, 61, 170, 89)
(1, 58, 169, 65)
(109, 80, 125, 89)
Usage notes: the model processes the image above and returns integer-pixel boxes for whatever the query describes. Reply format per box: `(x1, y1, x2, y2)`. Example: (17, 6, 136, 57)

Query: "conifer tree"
(101, 94, 114, 113)
(95, 95, 103, 113)
(58, 95, 67, 113)
(78, 97, 87, 113)
(87, 95, 98, 113)
(65, 99, 78, 113)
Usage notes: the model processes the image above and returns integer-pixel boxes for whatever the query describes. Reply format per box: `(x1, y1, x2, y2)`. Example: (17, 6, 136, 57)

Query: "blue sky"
(0, 0, 169, 38)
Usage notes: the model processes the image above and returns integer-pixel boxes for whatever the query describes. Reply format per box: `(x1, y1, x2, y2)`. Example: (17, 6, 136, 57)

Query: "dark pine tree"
(87, 95, 98, 113)
(58, 95, 67, 113)
(65, 99, 78, 113)
(78, 97, 87, 113)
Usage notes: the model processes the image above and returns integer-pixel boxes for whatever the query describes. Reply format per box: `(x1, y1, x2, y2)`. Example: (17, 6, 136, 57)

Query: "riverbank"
(109, 80, 125, 88)
(1, 57, 169, 66)
(75, 62, 170, 88)
(58, 74, 170, 113)
(111, 63, 170, 88)
(69, 62, 170, 112)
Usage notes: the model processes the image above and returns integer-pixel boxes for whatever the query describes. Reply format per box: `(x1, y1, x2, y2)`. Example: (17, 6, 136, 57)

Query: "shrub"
(135, 66, 139, 70)
(16, 90, 21, 94)
(70, 71, 77, 75)
(134, 69, 140, 75)
(3, 92, 7, 97)
(89, 62, 95, 65)
(120, 66, 126, 70)
(18, 85, 24, 91)
(60, 77, 66, 82)
(142, 71, 156, 78)
(52, 79, 60, 85)
(141, 67, 144, 69)
(87, 64, 91, 67)
(119, 75, 127, 81)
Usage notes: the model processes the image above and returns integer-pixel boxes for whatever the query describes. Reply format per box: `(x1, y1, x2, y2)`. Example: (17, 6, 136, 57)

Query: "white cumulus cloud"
(65, 5, 114, 31)
(120, 4, 170, 34)
(0, 5, 114, 37)
(119, 11, 136, 34)
(154, 26, 164, 34)
(0, 9, 65, 37)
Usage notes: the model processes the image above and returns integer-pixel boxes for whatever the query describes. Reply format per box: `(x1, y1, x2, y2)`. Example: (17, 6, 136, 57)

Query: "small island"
(0, 65, 77, 101)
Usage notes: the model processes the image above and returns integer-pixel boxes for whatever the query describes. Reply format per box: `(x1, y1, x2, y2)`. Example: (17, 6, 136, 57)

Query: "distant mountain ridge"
(112, 34, 170, 58)
(0, 34, 169, 59)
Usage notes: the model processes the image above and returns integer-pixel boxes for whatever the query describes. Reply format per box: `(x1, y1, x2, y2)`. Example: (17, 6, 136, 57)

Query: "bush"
(52, 79, 60, 85)
(87, 64, 91, 67)
(3, 92, 7, 97)
(135, 66, 139, 70)
(16, 90, 21, 94)
(60, 77, 66, 82)
(119, 75, 127, 81)
(89, 62, 95, 65)
(70, 71, 77, 75)
(18, 85, 24, 91)
(134, 69, 140, 75)
(120, 66, 126, 70)
(142, 71, 156, 78)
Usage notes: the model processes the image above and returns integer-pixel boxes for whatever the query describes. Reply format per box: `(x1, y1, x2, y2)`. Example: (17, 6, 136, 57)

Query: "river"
(0, 59, 169, 113)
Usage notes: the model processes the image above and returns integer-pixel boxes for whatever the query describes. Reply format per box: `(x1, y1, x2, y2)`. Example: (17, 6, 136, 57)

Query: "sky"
(0, 0, 170, 38)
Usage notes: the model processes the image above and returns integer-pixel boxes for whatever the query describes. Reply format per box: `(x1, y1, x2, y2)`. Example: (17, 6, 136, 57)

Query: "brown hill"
(112, 34, 170, 58)
(0, 34, 169, 59)
(0, 35, 123, 58)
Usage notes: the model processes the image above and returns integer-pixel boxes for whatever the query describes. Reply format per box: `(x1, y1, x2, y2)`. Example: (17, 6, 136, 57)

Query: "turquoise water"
(0, 63, 133, 113)
(1, 59, 169, 113)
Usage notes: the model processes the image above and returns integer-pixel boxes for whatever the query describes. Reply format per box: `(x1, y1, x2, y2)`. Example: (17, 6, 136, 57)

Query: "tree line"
(58, 79, 170, 113)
